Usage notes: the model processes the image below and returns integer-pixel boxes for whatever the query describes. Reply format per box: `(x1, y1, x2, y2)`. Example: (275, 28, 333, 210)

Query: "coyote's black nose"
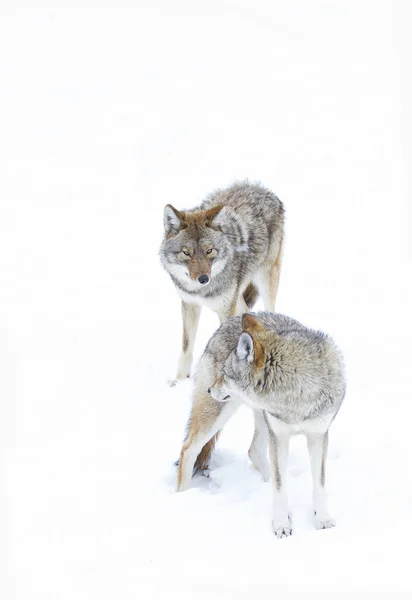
(198, 274, 209, 285)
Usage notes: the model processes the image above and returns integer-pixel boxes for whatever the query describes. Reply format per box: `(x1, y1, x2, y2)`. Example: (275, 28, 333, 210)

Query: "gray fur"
(160, 181, 285, 383)
(160, 180, 284, 302)
(178, 311, 346, 535)
(204, 312, 346, 424)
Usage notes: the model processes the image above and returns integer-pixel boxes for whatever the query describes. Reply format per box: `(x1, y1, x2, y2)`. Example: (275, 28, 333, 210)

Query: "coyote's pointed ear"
(238, 316, 266, 367)
(237, 332, 255, 363)
(164, 204, 185, 235)
(205, 204, 226, 229)
(242, 314, 265, 333)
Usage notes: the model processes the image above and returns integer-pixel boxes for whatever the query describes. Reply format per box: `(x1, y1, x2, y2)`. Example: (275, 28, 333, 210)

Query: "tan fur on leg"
(271, 236, 284, 311)
(177, 388, 239, 491)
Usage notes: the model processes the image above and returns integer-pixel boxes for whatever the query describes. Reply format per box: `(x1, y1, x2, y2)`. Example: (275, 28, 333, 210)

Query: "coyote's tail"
(243, 283, 259, 309)
(193, 431, 221, 475)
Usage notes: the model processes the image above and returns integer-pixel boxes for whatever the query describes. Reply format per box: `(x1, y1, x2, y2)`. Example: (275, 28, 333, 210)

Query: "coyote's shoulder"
(205, 312, 346, 424)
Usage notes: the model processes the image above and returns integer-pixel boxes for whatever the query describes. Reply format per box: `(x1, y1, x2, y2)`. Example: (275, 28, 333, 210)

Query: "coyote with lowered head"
(160, 181, 284, 383)
(176, 312, 346, 537)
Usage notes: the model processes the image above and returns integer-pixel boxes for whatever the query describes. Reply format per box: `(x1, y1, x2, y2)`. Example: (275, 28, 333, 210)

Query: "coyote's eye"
(182, 250, 190, 257)
(206, 248, 217, 258)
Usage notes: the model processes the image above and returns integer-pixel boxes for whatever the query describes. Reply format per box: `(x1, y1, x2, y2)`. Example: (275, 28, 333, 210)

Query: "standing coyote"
(160, 181, 284, 383)
(176, 312, 346, 537)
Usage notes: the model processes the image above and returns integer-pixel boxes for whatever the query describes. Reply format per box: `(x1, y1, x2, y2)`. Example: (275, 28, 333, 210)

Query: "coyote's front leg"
(248, 410, 270, 481)
(264, 413, 292, 538)
(170, 302, 201, 385)
(307, 431, 336, 530)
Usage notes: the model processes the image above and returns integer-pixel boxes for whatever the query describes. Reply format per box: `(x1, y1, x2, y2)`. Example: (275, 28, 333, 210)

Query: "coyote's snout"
(207, 375, 230, 402)
(184, 250, 212, 285)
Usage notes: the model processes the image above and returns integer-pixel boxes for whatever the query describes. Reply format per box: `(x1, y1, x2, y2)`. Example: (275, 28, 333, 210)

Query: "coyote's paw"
(315, 514, 336, 530)
(167, 374, 190, 387)
(176, 355, 192, 381)
(272, 516, 292, 538)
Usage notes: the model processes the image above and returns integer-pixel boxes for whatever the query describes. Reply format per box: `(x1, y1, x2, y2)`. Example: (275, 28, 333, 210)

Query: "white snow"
(1, 1, 411, 598)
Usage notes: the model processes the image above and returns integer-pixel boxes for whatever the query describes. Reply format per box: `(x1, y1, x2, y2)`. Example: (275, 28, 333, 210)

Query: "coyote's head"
(209, 314, 271, 402)
(161, 203, 229, 288)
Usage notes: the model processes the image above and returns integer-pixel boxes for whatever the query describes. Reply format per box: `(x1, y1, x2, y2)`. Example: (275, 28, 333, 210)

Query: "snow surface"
(1, 1, 412, 598)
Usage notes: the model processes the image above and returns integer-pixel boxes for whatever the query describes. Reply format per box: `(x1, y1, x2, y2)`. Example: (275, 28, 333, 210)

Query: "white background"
(1, 1, 411, 598)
